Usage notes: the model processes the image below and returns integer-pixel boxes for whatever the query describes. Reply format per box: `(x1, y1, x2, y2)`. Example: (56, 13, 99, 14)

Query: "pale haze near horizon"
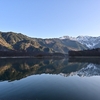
(0, 0, 100, 38)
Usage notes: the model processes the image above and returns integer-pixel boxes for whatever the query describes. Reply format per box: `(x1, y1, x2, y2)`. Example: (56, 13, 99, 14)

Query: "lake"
(0, 58, 100, 100)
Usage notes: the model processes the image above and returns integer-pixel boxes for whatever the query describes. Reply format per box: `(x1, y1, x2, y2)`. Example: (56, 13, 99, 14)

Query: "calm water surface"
(0, 58, 100, 100)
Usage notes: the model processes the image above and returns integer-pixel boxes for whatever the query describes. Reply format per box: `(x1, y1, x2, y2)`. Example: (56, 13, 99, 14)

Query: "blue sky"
(0, 0, 100, 38)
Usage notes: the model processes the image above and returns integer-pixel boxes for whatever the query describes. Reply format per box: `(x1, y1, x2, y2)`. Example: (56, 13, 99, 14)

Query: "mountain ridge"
(0, 31, 88, 54)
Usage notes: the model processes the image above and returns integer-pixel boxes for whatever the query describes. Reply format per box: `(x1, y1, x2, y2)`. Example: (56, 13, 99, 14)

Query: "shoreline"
(0, 56, 100, 59)
(69, 56, 100, 58)
(0, 56, 65, 59)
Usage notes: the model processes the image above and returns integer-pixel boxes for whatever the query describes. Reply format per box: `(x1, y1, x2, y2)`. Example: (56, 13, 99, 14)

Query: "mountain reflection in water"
(0, 58, 100, 81)
(1, 58, 100, 100)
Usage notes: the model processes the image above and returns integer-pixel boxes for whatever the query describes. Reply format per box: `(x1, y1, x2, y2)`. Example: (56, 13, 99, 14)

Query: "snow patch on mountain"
(60, 36, 100, 49)
(76, 36, 99, 48)
(59, 36, 76, 40)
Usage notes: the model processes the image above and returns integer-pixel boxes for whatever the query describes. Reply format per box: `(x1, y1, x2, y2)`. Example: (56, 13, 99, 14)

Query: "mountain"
(0, 31, 55, 53)
(60, 36, 100, 49)
(1, 31, 100, 54)
(0, 31, 88, 54)
(76, 36, 100, 49)
(34, 38, 87, 53)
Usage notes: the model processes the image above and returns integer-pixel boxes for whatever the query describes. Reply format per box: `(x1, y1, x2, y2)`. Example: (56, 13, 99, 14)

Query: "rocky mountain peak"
(60, 35, 100, 49)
